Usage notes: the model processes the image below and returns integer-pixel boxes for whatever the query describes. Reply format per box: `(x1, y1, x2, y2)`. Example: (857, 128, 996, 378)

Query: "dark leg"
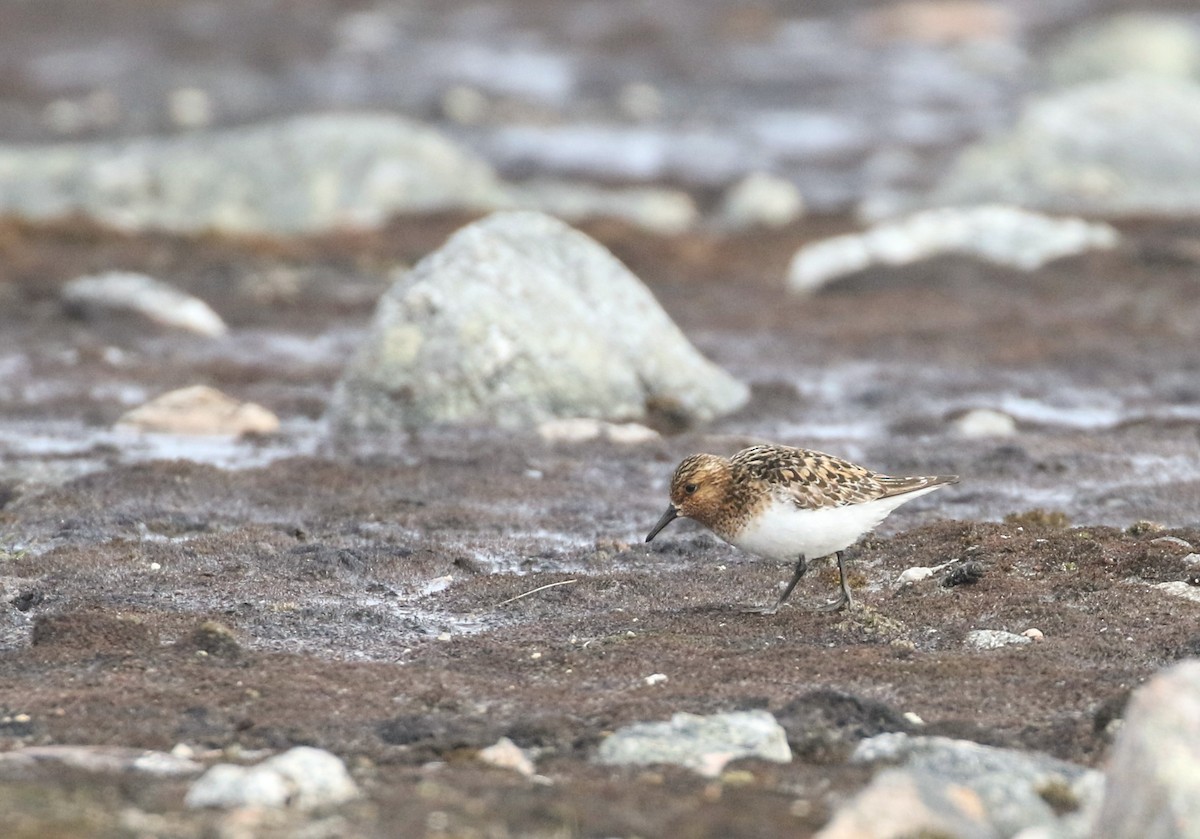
(743, 555, 806, 615)
(815, 551, 853, 612)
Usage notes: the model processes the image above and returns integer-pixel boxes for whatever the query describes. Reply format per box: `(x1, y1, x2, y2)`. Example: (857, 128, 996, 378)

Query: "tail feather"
(877, 474, 959, 498)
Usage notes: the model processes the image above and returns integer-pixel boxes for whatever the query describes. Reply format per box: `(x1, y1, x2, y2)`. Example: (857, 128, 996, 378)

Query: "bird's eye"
(684, 483, 698, 494)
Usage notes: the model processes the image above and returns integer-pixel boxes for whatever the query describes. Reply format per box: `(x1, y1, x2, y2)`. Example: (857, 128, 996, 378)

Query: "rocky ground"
(1, 211, 1199, 837)
(3, 0, 1200, 836)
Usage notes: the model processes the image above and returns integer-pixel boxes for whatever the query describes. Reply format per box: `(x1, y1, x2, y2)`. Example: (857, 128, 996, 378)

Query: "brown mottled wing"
(731, 445, 887, 509)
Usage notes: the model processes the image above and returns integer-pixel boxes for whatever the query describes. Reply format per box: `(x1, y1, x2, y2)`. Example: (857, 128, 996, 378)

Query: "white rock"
(116, 385, 279, 436)
(260, 746, 360, 810)
(537, 418, 605, 443)
(62, 272, 227, 337)
(604, 422, 661, 445)
(329, 211, 748, 434)
(964, 629, 1032, 650)
(1022, 628, 1045, 641)
(477, 737, 535, 777)
(717, 172, 805, 230)
(537, 418, 660, 444)
(185, 747, 358, 811)
(788, 205, 1117, 293)
(952, 408, 1018, 438)
(1183, 553, 1200, 567)
(1152, 581, 1200, 604)
(594, 710, 791, 778)
(184, 764, 288, 809)
(0, 745, 202, 777)
(896, 566, 934, 586)
(643, 673, 669, 686)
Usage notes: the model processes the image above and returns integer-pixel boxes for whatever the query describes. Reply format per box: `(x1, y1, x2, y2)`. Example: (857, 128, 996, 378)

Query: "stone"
(1095, 660, 1200, 839)
(185, 746, 358, 810)
(952, 408, 1018, 438)
(852, 733, 1102, 839)
(594, 710, 792, 778)
(787, 205, 1117, 294)
(537, 418, 660, 444)
(932, 78, 1200, 216)
(185, 763, 289, 809)
(0, 114, 507, 234)
(261, 746, 360, 810)
(965, 629, 1032, 650)
(815, 767, 997, 839)
(1044, 14, 1200, 88)
(717, 172, 805, 230)
(477, 737, 535, 777)
(116, 385, 280, 436)
(0, 745, 203, 778)
(1152, 581, 1200, 605)
(507, 178, 698, 234)
(328, 211, 748, 434)
(62, 271, 228, 337)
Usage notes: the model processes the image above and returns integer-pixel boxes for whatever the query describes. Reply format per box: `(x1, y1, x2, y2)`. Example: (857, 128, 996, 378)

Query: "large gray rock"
(1095, 660, 1200, 839)
(932, 78, 1200, 216)
(328, 211, 748, 434)
(849, 734, 1102, 839)
(0, 114, 507, 234)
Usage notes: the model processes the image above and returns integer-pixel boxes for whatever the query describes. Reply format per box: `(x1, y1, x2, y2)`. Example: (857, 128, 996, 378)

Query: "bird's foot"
(741, 602, 783, 615)
(812, 593, 852, 613)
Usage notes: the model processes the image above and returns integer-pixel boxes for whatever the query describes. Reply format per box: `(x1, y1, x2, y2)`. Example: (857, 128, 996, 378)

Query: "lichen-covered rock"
(328, 211, 748, 434)
(932, 78, 1200, 216)
(0, 114, 507, 234)
(594, 710, 791, 778)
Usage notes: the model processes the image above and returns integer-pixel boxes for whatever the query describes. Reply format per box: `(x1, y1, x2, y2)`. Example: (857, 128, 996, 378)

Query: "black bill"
(645, 505, 679, 542)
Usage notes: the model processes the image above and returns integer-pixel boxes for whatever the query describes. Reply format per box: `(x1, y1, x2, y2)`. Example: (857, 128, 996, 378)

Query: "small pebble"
(1022, 628, 1045, 641)
(644, 673, 669, 686)
(477, 737, 535, 777)
(436, 632, 452, 642)
(896, 566, 934, 586)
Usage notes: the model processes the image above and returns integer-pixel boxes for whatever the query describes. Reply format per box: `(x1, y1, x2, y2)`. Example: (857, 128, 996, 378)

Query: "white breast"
(726, 486, 943, 561)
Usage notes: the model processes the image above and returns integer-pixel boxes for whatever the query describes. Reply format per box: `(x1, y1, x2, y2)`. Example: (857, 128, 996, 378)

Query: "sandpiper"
(645, 444, 958, 613)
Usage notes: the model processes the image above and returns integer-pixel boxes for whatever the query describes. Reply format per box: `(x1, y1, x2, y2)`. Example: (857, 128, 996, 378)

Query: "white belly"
(727, 487, 941, 561)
